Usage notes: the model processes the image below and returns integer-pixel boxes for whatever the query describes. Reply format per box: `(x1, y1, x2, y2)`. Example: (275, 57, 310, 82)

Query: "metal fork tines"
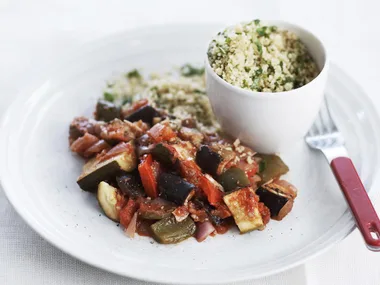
(305, 96, 348, 161)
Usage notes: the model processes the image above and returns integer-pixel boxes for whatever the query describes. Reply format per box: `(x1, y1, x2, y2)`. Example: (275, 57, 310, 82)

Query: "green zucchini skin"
(78, 161, 121, 192)
(77, 150, 137, 192)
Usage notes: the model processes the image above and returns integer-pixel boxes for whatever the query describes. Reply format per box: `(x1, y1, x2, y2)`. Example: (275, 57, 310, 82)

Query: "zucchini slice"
(223, 187, 264, 233)
(77, 146, 137, 192)
(97, 181, 123, 222)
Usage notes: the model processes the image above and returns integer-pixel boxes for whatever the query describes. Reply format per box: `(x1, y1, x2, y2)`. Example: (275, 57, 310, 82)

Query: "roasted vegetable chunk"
(151, 215, 196, 244)
(97, 181, 125, 222)
(223, 187, 264, 233)
(139, 199, 176, 220)
(217, 167, 250, 192)
(124, 105, 160, 125)
(77, 141, 137, 192)
(196, 145, 222, 176)
(256, 182, 295, 220)
(256, 154, 289, 185)
(95, 99, 121, 122)
(116, 172, 145, 198)
(158, 172, 195, 205)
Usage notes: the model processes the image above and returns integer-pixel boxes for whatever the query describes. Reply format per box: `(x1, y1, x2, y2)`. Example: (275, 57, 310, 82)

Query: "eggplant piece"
(256, 183, 294, 221)
(158, 172, 195, 205)
(151, 215, 196, 244)
(124, 105, 161, 125)
(151, 143, 179, 168)
(77, 148, 137, 192)
(256, 154, 289, 185)
(223, 187, 264, 233)
(196, 145, 222, 176)
(95, 99, 121, 122)
(116, 172, 145, 198)
(217, 167, 250, 192)
(139, 199, 176, 220)
(97, 181, 122, 222)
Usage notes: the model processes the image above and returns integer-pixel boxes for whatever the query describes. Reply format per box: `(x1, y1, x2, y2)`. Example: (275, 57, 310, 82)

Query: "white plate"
(1, 24, 380, 284)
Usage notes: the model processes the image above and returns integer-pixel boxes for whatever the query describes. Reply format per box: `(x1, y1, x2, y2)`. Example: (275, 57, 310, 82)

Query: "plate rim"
(1, 23, 380, 284)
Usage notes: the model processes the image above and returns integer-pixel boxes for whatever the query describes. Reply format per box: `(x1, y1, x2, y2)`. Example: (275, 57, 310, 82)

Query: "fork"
(305, 96, 380, 251)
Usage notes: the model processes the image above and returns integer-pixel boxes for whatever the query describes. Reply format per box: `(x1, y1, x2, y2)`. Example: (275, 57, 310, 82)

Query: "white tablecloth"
(1, 0, 380, 284)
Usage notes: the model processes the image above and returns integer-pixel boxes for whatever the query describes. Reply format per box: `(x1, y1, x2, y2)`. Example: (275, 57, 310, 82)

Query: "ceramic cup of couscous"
(205, 20, 329, 153)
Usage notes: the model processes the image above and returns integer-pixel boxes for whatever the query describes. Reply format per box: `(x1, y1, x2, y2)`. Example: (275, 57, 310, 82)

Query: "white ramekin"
(205, 20, 329, 154)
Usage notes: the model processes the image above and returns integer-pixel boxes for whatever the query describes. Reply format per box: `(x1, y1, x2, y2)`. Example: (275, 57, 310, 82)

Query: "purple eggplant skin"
(256, 185, 289, 217)
(116, 172, 145, 198)
(95, 100, 121, 122)
(195, 145, 222, 176)
(124, 105, 161, 125)
(158, 172, 195, 205)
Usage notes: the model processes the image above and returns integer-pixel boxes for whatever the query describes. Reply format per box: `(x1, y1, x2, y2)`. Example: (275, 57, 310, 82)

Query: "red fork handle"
(331, 157, 380, 251)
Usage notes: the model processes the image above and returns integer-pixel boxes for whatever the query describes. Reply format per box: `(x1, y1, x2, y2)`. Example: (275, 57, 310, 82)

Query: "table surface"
(1, 0, 380, 284)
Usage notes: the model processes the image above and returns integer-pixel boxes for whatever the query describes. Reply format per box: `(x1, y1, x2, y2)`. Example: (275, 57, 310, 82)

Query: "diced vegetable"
(151, 143, 179, 168)
(147, 123, 177, 143)
(124, 212, 138, 238)
(217, 167, 250, 192)
(116, 172, 145, 198)
(69, 117, 101, 144)
(139, 199, 176, 220)
(179, 160, 203, 186)
(100, 119, 147, 142)
(138, 154, 159, 198)
(256, 154, 289, 185)
(70, 133, 100, 156)
(83, 140, 110, 157)
(124, 105, 160, 125)
(195, 221, 216, 242)
(256, 182, 294, 221)
(77, 145, 137, 192)
(172, 206, 190, 222)
(119, 199, 139, 229)
(95, 99, 121, 122)
(196, 145, 222, 176)
(97, 181, 125, 222)
(223, 188, 264, 233)
(199, 174, 223, 206)
(158, 172, 195, 205)
(151, 216, 196, 244)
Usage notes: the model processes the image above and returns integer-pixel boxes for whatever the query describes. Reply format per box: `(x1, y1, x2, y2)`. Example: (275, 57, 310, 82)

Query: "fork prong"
(323, 96, 338, 132)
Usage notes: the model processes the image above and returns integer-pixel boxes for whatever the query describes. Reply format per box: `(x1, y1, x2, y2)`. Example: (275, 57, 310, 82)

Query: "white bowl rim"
(205, 19, 329, 99)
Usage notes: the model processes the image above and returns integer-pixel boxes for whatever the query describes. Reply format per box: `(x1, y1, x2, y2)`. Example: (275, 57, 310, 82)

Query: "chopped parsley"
(259, 160, 266, 173)
(103, 92, 115, 102)
(255, 41, 263, 55)
(126, 69, 141, 79)
(256, 26, 267, 37)
(180, 64, 205, 77)
(254, 19, 260, 25)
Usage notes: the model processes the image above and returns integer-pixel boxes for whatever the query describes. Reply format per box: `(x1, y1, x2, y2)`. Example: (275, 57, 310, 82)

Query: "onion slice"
(195, 221, 215, 242)
(124, 212, 138, 238)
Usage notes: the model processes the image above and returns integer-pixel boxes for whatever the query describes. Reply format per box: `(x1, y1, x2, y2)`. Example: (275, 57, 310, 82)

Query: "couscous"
(207, 20, 319, 92)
